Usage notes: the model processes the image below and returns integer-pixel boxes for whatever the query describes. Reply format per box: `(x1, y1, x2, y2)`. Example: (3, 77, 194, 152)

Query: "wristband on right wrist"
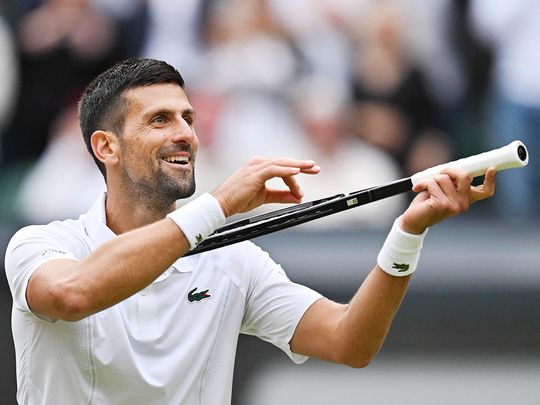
(166, 193, 226, 250)
(377, 216, 428, 277)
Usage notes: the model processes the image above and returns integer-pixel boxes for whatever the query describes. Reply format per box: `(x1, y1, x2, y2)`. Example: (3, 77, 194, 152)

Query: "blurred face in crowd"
(115, 83, 199, 208)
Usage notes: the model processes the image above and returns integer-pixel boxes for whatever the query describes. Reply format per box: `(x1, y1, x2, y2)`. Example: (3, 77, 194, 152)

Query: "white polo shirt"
(5, 194, 323, 405)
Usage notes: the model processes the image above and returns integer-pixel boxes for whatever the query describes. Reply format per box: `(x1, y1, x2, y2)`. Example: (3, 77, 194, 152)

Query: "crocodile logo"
(392, 263, 410, 272)
(188, 287, 211, 303)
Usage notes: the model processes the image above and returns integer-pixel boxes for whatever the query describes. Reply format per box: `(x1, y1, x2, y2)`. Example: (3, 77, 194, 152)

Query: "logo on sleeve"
(392, 262, 410, 272)
(188, 287, 211, 303)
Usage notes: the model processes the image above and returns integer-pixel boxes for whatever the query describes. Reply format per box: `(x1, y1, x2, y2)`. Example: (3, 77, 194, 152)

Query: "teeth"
(163, 156, 189, 164)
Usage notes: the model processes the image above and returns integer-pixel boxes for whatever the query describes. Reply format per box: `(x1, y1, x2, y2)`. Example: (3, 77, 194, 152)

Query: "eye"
(183, 114, 194, 126)
(152, 115, 167, 125)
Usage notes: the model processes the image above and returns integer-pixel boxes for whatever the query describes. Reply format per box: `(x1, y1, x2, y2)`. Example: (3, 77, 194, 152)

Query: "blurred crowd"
(0, 0, 538, 228)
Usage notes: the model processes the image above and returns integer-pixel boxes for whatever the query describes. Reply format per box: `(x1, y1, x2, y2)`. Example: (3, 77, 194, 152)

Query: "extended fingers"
(244, 157, 317, 183)
(249, 156, 319, 172)
(253, 158, 319, 190)
(471, 167, 496, 203)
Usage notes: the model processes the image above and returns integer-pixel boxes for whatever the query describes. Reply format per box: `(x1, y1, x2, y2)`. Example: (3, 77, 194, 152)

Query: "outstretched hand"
(212, 157, 320, 217)
(400, 167, 497, 234)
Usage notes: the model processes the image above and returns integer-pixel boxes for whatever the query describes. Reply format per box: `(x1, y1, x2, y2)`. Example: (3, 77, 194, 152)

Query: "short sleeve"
(240, 243, 323, 364)
(4, 225, 78, 314)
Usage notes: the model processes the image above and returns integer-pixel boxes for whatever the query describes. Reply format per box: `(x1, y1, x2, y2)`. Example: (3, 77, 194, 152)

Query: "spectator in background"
(16, 103, 105, 224)
(186, 0, 305, 189)
(267, 0, 360, 88)
(347, 2, 452, 177)
(469, 0, 540, 221)
(0, 13, 19, 144)
(386, 0, 466, 121)
(0, 12, 20, 220)
(90, 0, 148, 58)
(137, 0, 206, 85)
(0, 0, 129, 167)
(0, 13, 18, 155)
(288, 75, 404, 228)
(0, 0, 147, 223)
(269, 0, 465, 109)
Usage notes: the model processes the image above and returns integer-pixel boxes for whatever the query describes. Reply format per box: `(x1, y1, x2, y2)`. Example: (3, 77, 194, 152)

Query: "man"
(5, 58, 496, 404)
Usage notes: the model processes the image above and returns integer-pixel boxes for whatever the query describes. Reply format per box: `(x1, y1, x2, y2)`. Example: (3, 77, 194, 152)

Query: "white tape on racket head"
(411, 140, 529, 186)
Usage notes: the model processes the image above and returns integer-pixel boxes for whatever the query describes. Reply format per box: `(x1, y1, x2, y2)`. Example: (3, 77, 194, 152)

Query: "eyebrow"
(142, 107, 196, 121)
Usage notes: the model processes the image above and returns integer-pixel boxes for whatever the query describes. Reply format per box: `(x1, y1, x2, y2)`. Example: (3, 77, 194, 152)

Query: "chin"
(172, 181, 196, 200)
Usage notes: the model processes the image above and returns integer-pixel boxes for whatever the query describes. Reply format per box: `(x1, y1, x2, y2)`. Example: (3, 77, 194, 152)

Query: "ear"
(91, 130, 120, 167)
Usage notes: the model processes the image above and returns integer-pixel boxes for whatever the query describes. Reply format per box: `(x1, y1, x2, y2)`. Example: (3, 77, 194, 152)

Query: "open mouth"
(162, 155, 190, 165)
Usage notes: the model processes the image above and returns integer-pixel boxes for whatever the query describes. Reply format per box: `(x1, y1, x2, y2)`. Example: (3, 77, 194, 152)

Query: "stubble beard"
(157, 164, 196, 202)
(122, 161, 197, 213)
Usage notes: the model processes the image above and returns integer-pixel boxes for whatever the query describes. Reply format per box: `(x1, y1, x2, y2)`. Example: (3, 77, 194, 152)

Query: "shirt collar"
(83, 193, 115, 245)
(82, 193, 195, 276)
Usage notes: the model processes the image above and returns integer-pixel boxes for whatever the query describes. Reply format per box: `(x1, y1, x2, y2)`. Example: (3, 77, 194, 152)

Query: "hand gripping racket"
(185, 140, 529, 256)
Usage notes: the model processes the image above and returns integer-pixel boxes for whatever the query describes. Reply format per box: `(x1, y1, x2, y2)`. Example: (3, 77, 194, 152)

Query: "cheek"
(121, 141, 154, 171)
(192, 133, 200, 155)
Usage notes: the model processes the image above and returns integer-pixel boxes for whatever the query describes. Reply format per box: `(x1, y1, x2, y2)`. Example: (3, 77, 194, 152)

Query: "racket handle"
(411, 140, 529, 186)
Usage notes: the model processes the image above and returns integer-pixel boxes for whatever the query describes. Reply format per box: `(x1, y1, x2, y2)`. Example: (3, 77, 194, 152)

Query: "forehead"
(123, 83, 192, 117)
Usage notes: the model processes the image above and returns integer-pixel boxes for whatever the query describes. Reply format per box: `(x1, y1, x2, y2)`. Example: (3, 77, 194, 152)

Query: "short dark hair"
(78, 58, 185, 176)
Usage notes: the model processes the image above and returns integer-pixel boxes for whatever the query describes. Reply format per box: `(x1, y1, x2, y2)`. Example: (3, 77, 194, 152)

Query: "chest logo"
(188, 287, 211, 303)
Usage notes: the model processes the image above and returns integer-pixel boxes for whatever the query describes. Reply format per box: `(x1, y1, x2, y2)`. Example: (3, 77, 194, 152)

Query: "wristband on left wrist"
(377, 216, 428, 277)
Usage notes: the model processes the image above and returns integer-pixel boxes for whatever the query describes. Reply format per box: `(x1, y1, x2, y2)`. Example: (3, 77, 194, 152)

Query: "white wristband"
(167, 193, 226, 250)
(377, 216, 428, 277)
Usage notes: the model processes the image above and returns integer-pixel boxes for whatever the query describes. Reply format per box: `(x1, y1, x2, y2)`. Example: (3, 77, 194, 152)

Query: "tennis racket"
(185, 140, 529, 256)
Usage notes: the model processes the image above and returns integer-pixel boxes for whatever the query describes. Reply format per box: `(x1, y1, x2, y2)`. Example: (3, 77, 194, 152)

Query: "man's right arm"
(26, 219, 188, 321)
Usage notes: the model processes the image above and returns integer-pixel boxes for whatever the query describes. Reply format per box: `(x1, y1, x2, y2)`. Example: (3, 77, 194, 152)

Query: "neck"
(104, 187, 176, 235)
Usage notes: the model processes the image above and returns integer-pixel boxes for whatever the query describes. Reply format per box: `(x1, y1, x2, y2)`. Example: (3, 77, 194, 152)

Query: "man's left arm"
(289, 168, 496, 367)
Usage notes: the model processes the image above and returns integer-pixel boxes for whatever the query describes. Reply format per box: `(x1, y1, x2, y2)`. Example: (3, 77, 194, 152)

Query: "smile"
(162, 155, 190, 165)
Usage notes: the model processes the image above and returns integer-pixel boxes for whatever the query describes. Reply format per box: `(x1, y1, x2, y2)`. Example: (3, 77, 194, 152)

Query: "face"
(116, 83, 199, 208)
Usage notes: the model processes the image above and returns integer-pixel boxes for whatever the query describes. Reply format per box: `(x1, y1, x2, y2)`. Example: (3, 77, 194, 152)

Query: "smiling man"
(5, 58, 496, 404)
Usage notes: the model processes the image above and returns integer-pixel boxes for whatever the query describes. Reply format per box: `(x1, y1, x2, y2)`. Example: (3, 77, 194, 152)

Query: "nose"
(170, 116, 197, 144)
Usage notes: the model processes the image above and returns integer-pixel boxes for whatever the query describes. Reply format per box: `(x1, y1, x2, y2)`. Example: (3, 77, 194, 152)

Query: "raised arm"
(289, 168, 496, 367)
(25, 158, 319, 322)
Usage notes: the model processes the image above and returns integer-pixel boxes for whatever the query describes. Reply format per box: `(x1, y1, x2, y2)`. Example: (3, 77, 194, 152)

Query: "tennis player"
(5, 58, 496, 404)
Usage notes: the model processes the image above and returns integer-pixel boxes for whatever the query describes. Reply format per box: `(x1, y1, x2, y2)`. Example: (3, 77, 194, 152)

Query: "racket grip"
(411, 140, 529, 186)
